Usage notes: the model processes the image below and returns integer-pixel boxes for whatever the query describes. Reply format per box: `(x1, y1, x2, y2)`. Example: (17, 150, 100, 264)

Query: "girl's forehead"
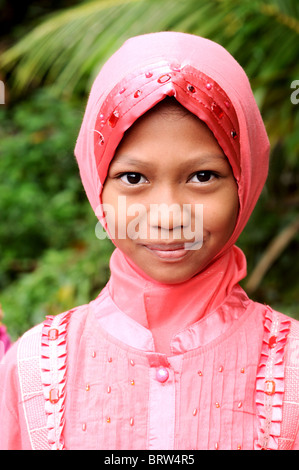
(109, 103, 229, 174)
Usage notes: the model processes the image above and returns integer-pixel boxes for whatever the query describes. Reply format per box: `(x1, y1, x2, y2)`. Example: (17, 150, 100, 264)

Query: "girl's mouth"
(143, 243, 191, 261)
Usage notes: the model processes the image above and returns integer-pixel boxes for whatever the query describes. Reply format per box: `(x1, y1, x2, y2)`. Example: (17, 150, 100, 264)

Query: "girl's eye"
(189, 171, 217, 183)
(119, 172, 147, 185)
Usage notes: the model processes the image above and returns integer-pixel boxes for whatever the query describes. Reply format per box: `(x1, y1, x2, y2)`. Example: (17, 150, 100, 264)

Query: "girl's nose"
(147, 186, 187, 234)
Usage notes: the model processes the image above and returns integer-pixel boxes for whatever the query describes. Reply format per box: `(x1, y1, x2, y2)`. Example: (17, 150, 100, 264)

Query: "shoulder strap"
(17, 323, 50, 450)
(41, 311, 71, 450)
(17, 310, 71, 450)
(278, 318, 299, 449)
(255, 309, 291, 449)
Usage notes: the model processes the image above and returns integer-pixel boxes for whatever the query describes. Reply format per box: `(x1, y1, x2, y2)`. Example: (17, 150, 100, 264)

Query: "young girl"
(0, 32, 298, 450)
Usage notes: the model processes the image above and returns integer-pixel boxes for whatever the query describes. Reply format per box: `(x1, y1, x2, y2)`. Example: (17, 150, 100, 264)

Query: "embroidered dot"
(192, 408, 198, 416)
(130, 417, 134, 426)
(82, 423, 86, 431)
(187, 84, 196, 93)
(158, 74, 171, 84)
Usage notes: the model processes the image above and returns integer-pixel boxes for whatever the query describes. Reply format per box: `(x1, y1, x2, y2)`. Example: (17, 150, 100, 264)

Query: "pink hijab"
(74, 32, 270, 352)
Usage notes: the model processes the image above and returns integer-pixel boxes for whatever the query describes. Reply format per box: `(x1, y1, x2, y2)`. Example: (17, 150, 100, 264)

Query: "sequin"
(130, 417, 134, 426)
(269, 335, 277, 349)
(192, 408, 197, 416)
(265, 380, 276, 396)
(108, 357, 113, 363)
(107, 386, 111, 394)
(130, 359, 135, 366)
(134, 90, 142, 98)
(211, 102, 224, 119)
(106, 417, 111, 423)
(231, 130, 238, 140)
(198, 371, 203, 376)
(145, 72, 153, 78)
(119, 87, 126, 94)
(218, 366, 223, 372)
(237, 444, 241, 450)
(48, 328, 58, 340)
(187, 84, 196, 93)
(206, 83, 212, 90)
(238, 401, 242, 408)
(214, 442, 219, 450)
(85, 384, 90, 391)
(130, 379, 135, 385)
(108, 111, 119, 128)
(82, 423, 86, 431)
(158, 74, 171, 84)
(215, 402, 220, 408)
(240, 367, 245, 373)
(92, 351, 96, 358)
(224, 100, 231, 108)
(49, 388, 59, 404)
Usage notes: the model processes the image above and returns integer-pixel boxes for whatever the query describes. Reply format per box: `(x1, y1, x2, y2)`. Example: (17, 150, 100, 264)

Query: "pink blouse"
(1, 261, 298, 449)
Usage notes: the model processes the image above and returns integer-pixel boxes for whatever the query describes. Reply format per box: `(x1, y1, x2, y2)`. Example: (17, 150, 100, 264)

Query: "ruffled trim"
(255, 307, 291, 450)
(41, 311, 71, 450)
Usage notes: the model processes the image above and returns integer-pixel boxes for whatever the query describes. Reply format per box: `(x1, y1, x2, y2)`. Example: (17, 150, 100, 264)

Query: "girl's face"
(102, 102, 239, 284)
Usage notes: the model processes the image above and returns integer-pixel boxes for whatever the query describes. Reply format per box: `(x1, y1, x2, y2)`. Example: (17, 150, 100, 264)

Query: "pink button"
(156, 367, 169, 383)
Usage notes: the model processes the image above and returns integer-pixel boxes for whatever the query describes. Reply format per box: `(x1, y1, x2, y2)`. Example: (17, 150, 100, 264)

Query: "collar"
(104, 247, 248, 355)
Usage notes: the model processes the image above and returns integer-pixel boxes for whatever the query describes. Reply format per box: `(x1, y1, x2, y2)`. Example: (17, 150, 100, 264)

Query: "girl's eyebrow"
(112, 153, 228, 168)
(110, 155, 153, 169)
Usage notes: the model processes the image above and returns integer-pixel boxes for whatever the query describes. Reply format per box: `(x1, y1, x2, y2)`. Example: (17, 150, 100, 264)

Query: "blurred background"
(0, 0, 298, 341)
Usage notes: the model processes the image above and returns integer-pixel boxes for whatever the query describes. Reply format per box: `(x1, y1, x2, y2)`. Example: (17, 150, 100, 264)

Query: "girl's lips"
(143, 243, 190, 261)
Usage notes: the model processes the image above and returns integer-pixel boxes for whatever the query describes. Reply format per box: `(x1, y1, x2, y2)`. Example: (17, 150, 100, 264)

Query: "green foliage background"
(0, 0, 298, 340)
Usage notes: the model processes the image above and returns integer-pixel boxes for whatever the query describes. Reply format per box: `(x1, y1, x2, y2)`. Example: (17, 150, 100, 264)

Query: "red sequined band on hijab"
(92, 62, 240, 188)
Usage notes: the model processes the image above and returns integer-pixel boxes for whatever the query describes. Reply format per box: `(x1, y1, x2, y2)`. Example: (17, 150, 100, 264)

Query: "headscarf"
(75, 32, 269, 254)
